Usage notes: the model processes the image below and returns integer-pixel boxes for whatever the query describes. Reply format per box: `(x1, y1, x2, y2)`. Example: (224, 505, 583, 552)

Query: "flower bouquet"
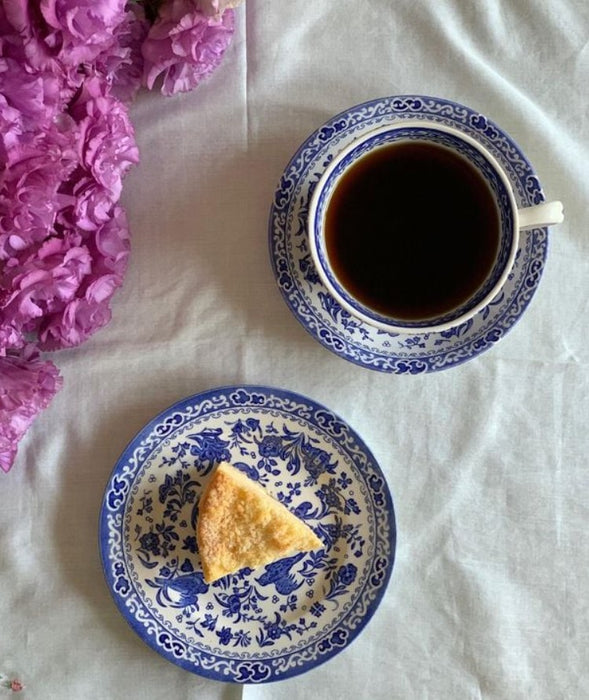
(0, 0, 242, 472)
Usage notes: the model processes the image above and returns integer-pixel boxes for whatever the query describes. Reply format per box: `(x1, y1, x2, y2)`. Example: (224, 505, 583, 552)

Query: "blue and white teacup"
(308, 120, 563, 334)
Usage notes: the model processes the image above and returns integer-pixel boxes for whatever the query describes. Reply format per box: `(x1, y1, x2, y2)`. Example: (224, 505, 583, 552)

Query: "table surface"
(1, 1, 588, 698)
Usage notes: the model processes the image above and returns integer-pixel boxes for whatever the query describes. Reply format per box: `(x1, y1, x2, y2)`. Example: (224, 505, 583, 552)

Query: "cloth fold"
(1, 1, 587, 698)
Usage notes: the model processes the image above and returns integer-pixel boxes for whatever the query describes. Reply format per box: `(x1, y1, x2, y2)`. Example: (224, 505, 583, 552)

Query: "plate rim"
(98, 384, 397, 683)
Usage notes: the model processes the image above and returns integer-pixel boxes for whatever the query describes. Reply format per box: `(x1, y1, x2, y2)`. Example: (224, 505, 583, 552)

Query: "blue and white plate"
(268, 95, 549, 373)
(99, 386, 396, 683)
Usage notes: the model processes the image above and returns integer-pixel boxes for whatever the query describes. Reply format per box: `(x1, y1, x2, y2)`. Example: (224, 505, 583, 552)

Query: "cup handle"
(518, 201, 564, 230)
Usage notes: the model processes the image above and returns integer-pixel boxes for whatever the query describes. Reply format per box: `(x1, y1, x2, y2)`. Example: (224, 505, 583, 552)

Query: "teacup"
(308, 120, 563, 334)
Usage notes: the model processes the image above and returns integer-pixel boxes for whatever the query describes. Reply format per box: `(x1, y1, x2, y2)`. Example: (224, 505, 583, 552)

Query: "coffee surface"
(324, 141, 500, 321)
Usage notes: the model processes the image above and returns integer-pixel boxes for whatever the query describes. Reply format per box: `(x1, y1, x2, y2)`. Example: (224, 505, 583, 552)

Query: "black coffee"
(324, 141, 500, 321)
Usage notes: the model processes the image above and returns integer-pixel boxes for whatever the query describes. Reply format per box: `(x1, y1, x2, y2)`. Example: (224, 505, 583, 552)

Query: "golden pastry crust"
(197, 462, 323, 582)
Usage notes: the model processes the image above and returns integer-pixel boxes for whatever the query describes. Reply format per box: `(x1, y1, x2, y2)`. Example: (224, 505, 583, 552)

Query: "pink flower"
(64, 175, 115, 233)
(94, 6, 150, 104)
(39, 295, 112, 349)
(10, 679, 24, 692)
(0, 0, 243, 471)
(68, 77, 139, 206)
(3, 0, 138, 98)
(0, 346, 62, 473)
(0, 122, 79, 259)
(0, 204, 130, 352)
(38, 205, 130, 350)
(0, 1, 143, 471)
(0, 321, 25, 352)
(92, 204, 131, 278)
(1, 234, 93, 334)
(0, 55, 62, 140)
(2, 2, 86, 99)
(38, 0, 128, 66)
(142, 0, 235, 96)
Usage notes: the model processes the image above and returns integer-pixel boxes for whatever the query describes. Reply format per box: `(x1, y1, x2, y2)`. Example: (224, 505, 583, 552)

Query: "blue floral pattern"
(100, 386, 395, 683)
(268, 94, 549, 373)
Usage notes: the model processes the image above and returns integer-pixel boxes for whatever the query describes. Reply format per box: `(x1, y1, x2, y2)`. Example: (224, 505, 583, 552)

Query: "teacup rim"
(307, 119, 521, 334)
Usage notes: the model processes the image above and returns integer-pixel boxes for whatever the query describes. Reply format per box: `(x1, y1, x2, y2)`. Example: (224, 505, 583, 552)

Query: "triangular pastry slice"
(197, 461, 323, 583)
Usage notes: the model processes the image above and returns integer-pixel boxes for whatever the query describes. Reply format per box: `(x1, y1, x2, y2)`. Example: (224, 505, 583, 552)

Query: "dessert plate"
(269, 94, 549, 373)
(99, 386, 396, 683)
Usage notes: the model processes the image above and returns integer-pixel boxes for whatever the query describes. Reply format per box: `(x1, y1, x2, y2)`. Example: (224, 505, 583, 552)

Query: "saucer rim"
(268, 94, 549, 374)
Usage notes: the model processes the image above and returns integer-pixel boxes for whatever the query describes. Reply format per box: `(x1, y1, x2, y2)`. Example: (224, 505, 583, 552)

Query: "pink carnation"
(0, 346, 62, 473)
(142, 0, 235, 96)
(52, 77, 140, 235)
(1, 234, 92, 332)
(38, 205, 130, 350)
(40, 0, 127, 60)
(39, 294, 111, 350)
(3, 0, 139, 98)
(0, 122, 79, 259)
(94, 6, 150, 104)
(0, 320, 25, 353)
(0, 55, 62, 145)
(69, 77, 139, 204)
(0, 72, 136, 355)
(0, 204, 130, 353)
(0, 0, 242, 470)
(2, 0, 56, 70)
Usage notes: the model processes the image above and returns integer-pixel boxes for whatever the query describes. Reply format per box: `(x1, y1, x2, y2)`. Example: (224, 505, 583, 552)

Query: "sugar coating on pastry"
(197, 461, 323, 583)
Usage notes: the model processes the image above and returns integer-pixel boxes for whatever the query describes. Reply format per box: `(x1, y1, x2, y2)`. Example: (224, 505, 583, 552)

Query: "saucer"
(99, 386, 396, 683)
(268, 95, 549, 373)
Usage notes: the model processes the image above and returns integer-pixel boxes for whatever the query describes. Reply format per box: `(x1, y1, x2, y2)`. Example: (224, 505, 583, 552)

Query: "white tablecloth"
(1, 1, 588, 698)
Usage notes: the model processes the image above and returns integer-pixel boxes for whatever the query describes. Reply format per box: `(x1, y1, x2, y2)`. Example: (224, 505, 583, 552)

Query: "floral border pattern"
(268, 94, 549, 373)
(99, 386, 396, 683)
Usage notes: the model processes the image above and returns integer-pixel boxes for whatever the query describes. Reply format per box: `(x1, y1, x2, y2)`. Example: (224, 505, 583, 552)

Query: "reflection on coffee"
(324, 141, 500, 321)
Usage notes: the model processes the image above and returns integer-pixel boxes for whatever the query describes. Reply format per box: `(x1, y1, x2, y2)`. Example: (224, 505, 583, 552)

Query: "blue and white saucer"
(268, 95, 549, 373)
(99, 386, 396, 683)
